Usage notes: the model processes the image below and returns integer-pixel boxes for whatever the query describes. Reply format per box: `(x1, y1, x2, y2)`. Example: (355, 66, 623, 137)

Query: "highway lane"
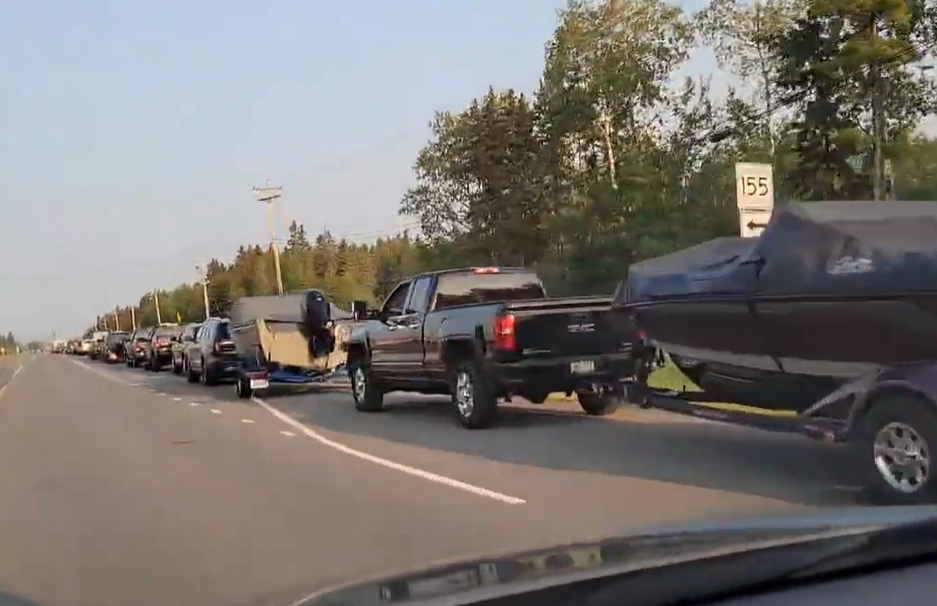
(120, 361, 864, 507)
(0, 356, 842, 606)
(0, 356, 27, 393)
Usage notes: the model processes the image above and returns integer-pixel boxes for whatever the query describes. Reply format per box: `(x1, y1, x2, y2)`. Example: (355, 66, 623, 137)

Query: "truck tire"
(201, 359, 218, 386)
(451, 360, 498, 429)
(350, 362, 384, 412)
(236, 376, 252, 399)
(576, 390, 619, 416)
(855, 394, 937, 504)
(186, 360, 199, 383)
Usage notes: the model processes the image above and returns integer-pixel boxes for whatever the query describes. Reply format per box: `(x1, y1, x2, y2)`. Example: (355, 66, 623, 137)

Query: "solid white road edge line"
(252, 396, 526, 506)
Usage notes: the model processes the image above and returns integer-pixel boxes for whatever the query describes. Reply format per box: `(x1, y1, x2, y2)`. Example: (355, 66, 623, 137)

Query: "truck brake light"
(493, 313, 516, 351)
(472, 267, 500, 274)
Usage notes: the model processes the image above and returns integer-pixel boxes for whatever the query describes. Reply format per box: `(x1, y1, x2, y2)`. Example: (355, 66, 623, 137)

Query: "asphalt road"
(0, 356, 863, 606)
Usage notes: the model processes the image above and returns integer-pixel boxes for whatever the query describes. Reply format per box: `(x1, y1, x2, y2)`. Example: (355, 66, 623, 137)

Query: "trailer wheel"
(451, 360, 498, 429)
(576, 390, 619, 416)
(350, 363, 384, 412)
(856, 394, 937, 504)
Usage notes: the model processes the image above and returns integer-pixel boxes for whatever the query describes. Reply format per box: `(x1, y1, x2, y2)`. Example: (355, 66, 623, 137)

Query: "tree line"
(87, 0, 937, 335)
(0, 332, 19, 354)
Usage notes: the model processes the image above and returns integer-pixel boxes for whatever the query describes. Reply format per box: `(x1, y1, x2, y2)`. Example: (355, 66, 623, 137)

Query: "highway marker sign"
(735, 162, 774, 238)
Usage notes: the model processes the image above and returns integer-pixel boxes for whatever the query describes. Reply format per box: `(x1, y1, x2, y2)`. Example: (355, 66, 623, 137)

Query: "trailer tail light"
(493, 313, 516, 351)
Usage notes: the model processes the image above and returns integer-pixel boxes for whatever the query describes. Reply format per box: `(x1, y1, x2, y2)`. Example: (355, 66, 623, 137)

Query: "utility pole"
(114, 308, 121, 331)
(871, 19, 885, 201)
(196, 262, 211, 320)
(252, 179, 284, 295)
(151, 289, 163, 325)
(130, 306, 137, 331)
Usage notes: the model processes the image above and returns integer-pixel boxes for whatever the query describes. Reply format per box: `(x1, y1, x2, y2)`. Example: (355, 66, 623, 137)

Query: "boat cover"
(616, 200, 937, 305)
(229, 293, 353, 324)
(229, 292, 358, 371)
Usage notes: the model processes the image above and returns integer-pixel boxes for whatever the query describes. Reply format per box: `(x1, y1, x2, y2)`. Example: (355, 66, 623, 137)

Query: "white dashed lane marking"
(210, 409, 223, 415)
(280, 430, 296, 437)
(189, 402, 200, 407)
(240, 419, 255, 424)
(172, 397, 182, 402)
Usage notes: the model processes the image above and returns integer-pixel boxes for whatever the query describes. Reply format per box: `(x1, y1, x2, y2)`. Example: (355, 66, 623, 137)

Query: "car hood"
(293, 505, 937, 606)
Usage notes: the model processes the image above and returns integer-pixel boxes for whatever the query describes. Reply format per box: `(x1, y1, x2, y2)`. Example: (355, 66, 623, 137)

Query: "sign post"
(735, 162, 775, 237)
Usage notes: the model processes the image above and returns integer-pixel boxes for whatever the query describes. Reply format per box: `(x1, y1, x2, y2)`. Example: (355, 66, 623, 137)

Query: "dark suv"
(145, 324, 182, 371)
(104, 331, 129, 363)
(185, 318, 239, 385)
(171, 323, 201, 374)
(126, 328, 154, 368)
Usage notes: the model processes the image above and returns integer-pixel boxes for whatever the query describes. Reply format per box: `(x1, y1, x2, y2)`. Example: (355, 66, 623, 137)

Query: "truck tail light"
(493, 313, 516, 351)
(214, 340, 236, 354)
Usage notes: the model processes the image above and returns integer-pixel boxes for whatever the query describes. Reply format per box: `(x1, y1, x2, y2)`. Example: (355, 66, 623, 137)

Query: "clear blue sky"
(1, 0, 724, 340)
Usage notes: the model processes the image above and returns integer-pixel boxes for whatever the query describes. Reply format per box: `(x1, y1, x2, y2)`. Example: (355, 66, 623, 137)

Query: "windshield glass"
(9, 5, 937, 605)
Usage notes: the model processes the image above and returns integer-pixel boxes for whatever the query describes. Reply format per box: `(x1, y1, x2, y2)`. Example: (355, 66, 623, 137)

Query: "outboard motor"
(300, 289, 335, 358)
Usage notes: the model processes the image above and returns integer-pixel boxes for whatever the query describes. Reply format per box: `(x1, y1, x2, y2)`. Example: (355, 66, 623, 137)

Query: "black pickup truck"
(343, 267, 650, 429)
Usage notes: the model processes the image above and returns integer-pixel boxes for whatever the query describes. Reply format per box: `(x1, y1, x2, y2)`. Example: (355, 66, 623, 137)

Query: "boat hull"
(625, 295, 937, 411)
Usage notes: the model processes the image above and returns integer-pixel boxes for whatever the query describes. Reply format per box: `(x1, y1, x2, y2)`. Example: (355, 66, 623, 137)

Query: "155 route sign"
(735, 162, 774, 238)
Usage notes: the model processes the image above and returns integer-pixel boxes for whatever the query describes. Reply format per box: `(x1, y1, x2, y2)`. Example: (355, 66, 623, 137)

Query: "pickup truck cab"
(343, 267, 647, 429)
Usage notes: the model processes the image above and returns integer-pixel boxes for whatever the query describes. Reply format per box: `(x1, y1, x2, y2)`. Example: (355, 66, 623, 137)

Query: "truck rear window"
(216, 322, 231, 340)
(435, 272, 545, 309)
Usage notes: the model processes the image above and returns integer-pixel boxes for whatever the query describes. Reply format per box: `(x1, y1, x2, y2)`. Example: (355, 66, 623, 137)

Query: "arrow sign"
(747, 220, 767, 230)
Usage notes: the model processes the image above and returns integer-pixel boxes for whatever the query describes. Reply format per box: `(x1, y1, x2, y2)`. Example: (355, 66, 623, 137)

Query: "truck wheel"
(856, 394, 937, 504)
(452, 361, 498, 429)
(350, 363, 384, 412)
(201, 360, 218, 386)
(186, 359, 199, 383)
(236, 376, 252, 399)
(576, 390, 619, 416)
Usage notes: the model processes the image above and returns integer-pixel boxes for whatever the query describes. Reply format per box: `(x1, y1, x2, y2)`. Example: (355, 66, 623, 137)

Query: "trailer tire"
(350, 363, 384, 412)
(855, 394, 937, 504)
(451, 360, 498, 429)
(576, 390, 619, 416)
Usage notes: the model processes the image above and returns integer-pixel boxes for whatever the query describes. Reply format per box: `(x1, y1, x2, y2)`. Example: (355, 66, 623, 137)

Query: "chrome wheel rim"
(352, 367, 367, 402)
(873, 421, 930, 494)
(455, 371, 474, 418)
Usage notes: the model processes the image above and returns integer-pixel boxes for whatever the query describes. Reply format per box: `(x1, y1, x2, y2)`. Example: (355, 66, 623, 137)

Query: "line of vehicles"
(54, 200, 937, 503)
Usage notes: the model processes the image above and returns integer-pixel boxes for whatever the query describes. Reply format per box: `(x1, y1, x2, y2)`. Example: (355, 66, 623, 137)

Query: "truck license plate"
(250, 379, 269, 390)
(570, 360, 595, 374)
